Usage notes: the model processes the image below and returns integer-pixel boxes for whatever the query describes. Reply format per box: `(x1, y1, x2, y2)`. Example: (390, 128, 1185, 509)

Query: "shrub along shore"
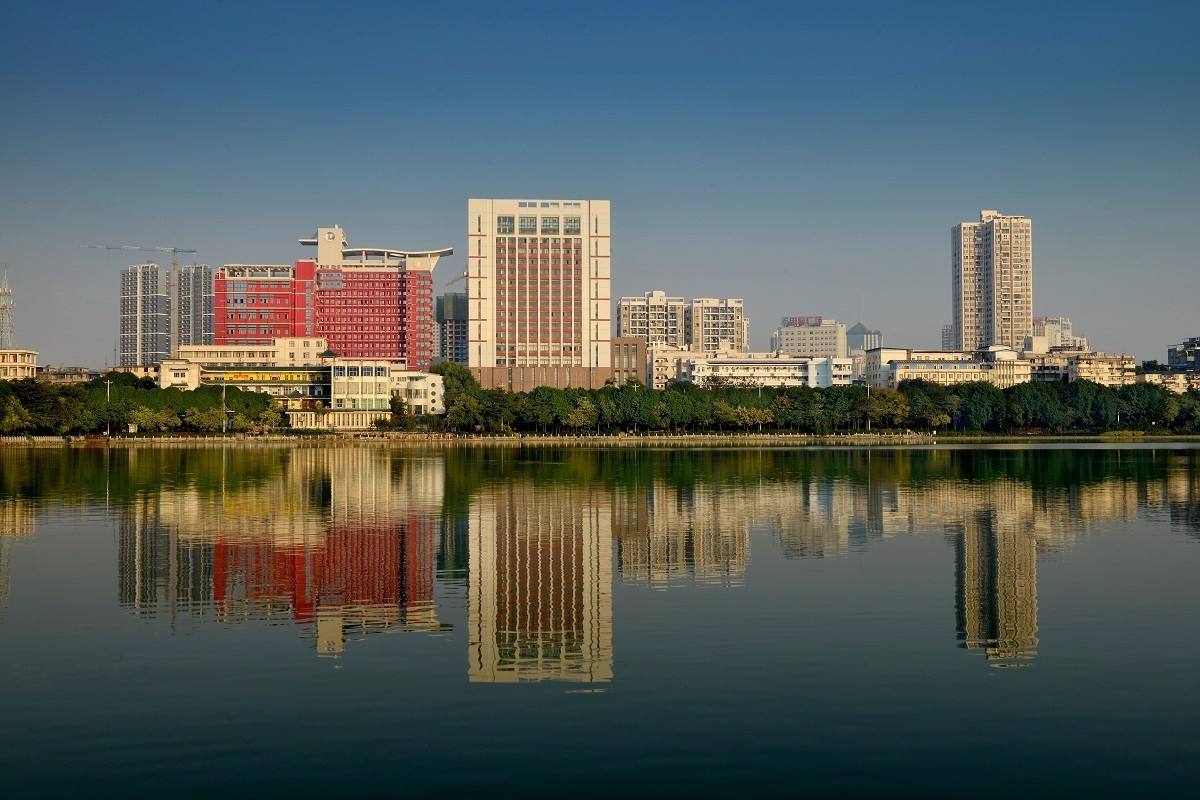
(3, 362, 1199, 439)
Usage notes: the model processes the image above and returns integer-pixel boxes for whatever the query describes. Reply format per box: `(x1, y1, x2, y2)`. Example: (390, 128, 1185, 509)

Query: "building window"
(497, 216, 515, 234)
(541, 216, 560, 235)
(519, 216, 537, 235)
(564, 216, 581, 235)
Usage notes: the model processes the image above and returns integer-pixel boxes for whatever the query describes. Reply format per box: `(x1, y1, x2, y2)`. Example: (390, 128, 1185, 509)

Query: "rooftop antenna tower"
(0, 266, 14, 349)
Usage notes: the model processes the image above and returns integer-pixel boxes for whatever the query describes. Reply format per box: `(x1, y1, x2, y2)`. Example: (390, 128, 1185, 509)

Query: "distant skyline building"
(467, 199, 612, 390)
(177, 263, 214, 346)
(1033, 316, 1087, 351)
(617, 290, 688, 348)
(436, 291, 469, 366)
(687, 297, 749, 353)
(846, 321, 882, 354)
(770, 316, 847, 359)
(952, 210, 1033, 352)
(1168, 337, 1200, 372)
(119, 262, 171, 366)
(941, 323, 956, 352)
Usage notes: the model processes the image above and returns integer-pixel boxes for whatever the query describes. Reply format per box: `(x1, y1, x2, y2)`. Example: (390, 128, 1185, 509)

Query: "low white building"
(679, 351, 853, 388)
(866, 346, 1032, 389)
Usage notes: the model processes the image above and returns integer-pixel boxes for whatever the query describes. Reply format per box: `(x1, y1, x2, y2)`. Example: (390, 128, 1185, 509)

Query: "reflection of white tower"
(468, 484, 613, 683)
(0, 268, 14, 349)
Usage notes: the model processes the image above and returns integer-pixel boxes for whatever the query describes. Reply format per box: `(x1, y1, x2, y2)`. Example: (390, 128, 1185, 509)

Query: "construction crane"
(82, 243, 197, 358)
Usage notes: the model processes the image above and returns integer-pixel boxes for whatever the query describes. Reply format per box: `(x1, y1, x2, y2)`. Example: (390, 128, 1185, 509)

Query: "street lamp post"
(104, 379, 112, 437)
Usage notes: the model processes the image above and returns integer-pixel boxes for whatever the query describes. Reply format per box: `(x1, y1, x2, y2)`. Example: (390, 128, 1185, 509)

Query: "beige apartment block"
(952, 210, 1033, 351)
(175, 337, 331, 368)
(770, 316, 847, 359)
(1138, 372, 1200, 393)
(467, 198, 612, 390)
(617, 290, 688, 347)
(646, 345, 698, 390)
(687, 298, 749, 353)
(1067, 353, 1136, 387)
(865, 346, 1030, 389)
(0, 349, 38, 380)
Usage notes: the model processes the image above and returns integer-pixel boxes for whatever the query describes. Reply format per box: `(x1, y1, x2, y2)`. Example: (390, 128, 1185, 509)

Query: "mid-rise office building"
(617, 290, 688, 348)
(215, 226, 450, 371)
(770, 316, 847, 359)
(466, 199, 612, 390)
(119, 262, 171, 366)
(436, 292, 469, 365)
(177, 263, 214, 346)
(952, 210, 1033, 351)
(1169, 337, 1200, 372)
(687, 298, 749, 353)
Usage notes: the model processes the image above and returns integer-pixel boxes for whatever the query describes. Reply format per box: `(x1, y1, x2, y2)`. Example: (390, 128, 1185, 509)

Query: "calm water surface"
(1, 444, 1198, 797)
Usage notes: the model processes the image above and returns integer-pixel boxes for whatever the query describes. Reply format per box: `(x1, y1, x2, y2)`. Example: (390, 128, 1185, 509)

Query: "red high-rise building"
(215, 226, 450, 369)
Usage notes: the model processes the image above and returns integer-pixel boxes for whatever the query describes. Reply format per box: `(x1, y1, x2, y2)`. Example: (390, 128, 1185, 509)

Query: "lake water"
(1, 443, 1198, 797)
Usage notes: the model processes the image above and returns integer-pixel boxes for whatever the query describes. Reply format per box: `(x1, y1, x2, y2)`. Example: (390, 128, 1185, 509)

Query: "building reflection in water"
(0, 497, 36, 615)
(41, 445, 1200, 675)
(117, 448, 447, 657)
(468, 483, 613, 683)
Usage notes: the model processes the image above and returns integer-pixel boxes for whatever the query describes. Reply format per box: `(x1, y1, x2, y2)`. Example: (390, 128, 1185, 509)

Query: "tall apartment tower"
(617, 290, 688, 347)
(467, 199, 612, 390)
(952, 210, 1033, 351)
(687, 298, 749, 353)
(177, 263, 214, 346)
(119, 262, 171, 366)
(436, 291, 469, 365)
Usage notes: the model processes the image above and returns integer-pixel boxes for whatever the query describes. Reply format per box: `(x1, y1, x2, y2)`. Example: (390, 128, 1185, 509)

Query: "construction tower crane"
(82, 243, 198, 357)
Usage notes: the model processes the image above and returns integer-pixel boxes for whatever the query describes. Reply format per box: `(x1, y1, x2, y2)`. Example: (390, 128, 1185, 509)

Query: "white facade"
(467, 199, 611, 389)
(646, 345, 697, 390)
(688, 298, 749, 353)
(680, 352, 853, 388)
(617, 290, 687, 347)
(952, 210, 1033, 351)
(770, 317, 847, 359)
(1033, 316, 1088, 351)
(175, 337, 331, 368)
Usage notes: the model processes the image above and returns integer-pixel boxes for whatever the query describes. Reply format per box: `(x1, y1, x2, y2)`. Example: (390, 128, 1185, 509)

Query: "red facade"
(215, 259, 434, 369)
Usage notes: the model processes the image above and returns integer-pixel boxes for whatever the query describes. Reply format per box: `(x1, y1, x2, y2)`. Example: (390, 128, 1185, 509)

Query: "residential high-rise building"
(687, 298, 749, 353)
(952, 210, 1033, 351)
(770, 316, 847, 358)
(177, 263, 214, 346)
(847, 321, 882, 354)
(214, 226, 451, 371)
(466, 199, 612, 390)
(617, 290, 687, 348)
(120, 262, 171, 366)
(436, 291, 469, 365)
(941, 323, 956, 351)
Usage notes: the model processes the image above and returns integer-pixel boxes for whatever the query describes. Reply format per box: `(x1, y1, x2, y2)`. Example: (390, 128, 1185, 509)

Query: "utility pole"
(0, 266, 14, 349)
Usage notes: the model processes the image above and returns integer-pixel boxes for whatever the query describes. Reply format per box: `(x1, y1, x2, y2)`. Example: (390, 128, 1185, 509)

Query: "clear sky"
(1, 0, 1196, 365)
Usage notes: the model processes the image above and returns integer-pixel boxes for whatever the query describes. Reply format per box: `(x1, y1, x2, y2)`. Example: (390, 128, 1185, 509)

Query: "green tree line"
(429, 363, 1200, 435)
(0, 372, 278, 435)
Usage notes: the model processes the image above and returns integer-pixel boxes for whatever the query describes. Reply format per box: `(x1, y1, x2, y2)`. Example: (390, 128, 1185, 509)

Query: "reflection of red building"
(210, 514, 437, 652)
(213, 226, 450, 370)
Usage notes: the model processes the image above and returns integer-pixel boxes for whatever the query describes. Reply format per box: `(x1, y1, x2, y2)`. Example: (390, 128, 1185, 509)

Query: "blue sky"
(1, 0, 1196, 364)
